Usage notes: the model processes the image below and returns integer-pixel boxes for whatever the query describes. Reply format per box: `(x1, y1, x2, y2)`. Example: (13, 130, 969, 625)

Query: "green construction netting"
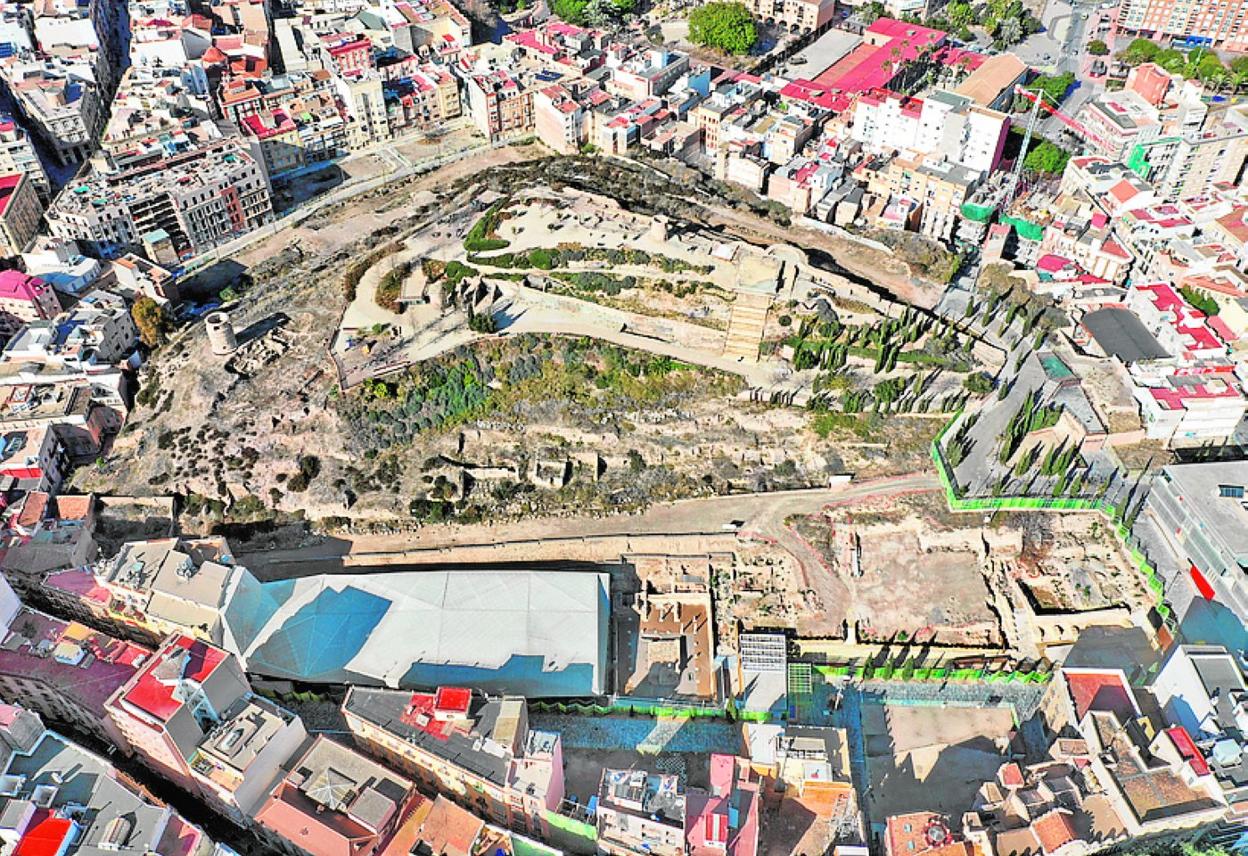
(1000, 215, 1044, 242)
(960, 202, 996, 223)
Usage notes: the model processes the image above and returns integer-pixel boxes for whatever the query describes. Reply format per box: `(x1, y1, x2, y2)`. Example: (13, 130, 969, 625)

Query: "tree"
(1026, 72, 1075, 105)
(964, 372, 995, 395)
(1087, 39, 1109, 56)
(996, 17, 1023, 47)
(858, 1, 885, 24)
(1179, 285, 1219, 316)
(468, 309, 498, 333)
(132, 296, 170, 348)
(945, 0, 973, 28)
(1118, 37, 1159, 66)
(552, 0, 589, 24)
(1191, 51, 1228, 87)
(1154, 47, 1188, 74)
(1024, 140, 1070, 175)
(688, 2, 757, 55)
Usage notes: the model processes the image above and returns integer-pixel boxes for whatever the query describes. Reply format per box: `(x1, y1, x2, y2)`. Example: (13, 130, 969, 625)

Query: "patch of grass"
(464, 200, 511, 253)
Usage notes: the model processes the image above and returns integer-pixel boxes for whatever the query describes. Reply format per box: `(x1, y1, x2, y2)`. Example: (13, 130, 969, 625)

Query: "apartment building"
(4, 63, 103, 166)
(0, 575, 146, 748)
(94, 536, 251, 646)
(684, 755, 761, 856)
(597, 768, 686, 856)
(609, 48, 690, 100)
(254, 734, 422, 856)
(189, 694, 308, 823)
(0, 710, 222, 856)
(1125, 281, 1226, 362)
(45, 139, 273, 260)
(1131, 363, 1248, 446)
(850, 89, 1009, 175)
(741, 0, 835, 32)
(1144, 460, 1248, 625)
(767, 156, 842, 216)
(0, 172, 43, 256)
(104, 634, 252, 792)
(863, 154, 981, 243)
(3, 288, 138, 369)
(217, 69, 337, 125)
(1127, 105, 1248, 203)
(240, 90, 349, 176)
(31, 0, 126, 93)
(1150, 645, 1248, 810)
(111, 253, 180, 303)
(0, 424, 66, 492)
(0, 271, 61, 335)
(337, 71, 392, 149)
(694, 77, 764, 155)
(343, 686, 565, 839)
(319, 32, 374, 75)
(1077, 89, 1163, 162)
(464, 68, 534, 142)
(1115, 0, 1248, 53)
(381, 64, 462, 135)
(0, 374, 122, 459)
(534, 84, 587, 155)
(99, 65, 217, 173)
(0, 118, 50, 197)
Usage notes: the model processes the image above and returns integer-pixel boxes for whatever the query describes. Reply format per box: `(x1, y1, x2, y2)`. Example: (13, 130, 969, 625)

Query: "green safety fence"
(512, 834, 562, 856)
(528, 699, 768, 722)
(813, 662, 1051, 683)
(544, 810, 598, 847)
(932, 414, 1174, 625)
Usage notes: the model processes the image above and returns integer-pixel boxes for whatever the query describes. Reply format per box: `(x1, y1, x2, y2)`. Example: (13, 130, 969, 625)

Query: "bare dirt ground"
(79, 153, 956, 573)
(863, 703, 1015, 819)
(792, 492, 1001, 646)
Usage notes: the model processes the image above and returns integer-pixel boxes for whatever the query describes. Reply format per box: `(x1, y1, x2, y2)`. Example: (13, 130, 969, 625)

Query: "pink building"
(104, 634, 250, 791)
(685, 755, 761, 856)
(255, 734, 421, 856)
(1126, 63, 1173, 107)
(534, 84, 586, 155)
(0, 270, 60, 335)
(320, 34, 374, 75)
(0, 575, 148, 749)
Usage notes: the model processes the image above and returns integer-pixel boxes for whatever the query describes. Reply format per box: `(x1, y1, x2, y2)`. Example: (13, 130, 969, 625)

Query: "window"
(1219, 484, 1245, 499)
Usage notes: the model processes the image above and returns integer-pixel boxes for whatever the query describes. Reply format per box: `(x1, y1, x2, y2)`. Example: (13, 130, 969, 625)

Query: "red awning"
(1190, 564, 1216, 600)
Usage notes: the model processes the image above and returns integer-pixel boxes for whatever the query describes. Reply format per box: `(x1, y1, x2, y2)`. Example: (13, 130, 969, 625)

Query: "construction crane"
(1004, 84, 1091, 208)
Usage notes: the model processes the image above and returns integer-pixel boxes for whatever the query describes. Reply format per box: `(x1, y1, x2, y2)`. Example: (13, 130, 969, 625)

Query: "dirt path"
(237, 473, 940, 578)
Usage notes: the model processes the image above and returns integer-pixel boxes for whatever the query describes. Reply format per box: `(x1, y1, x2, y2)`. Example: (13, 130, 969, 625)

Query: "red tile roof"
(52, 494, 92, 521)
(1031, 809, 1077, 854)
(1064, 670, 1138, 721)
(998, 762, 1024, 788)
(14, 490, 48, 529)
(413, 797, 483, 856)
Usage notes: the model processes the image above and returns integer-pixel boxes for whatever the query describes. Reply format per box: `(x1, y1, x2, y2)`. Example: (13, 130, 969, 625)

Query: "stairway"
(722, 292, 773, 362)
